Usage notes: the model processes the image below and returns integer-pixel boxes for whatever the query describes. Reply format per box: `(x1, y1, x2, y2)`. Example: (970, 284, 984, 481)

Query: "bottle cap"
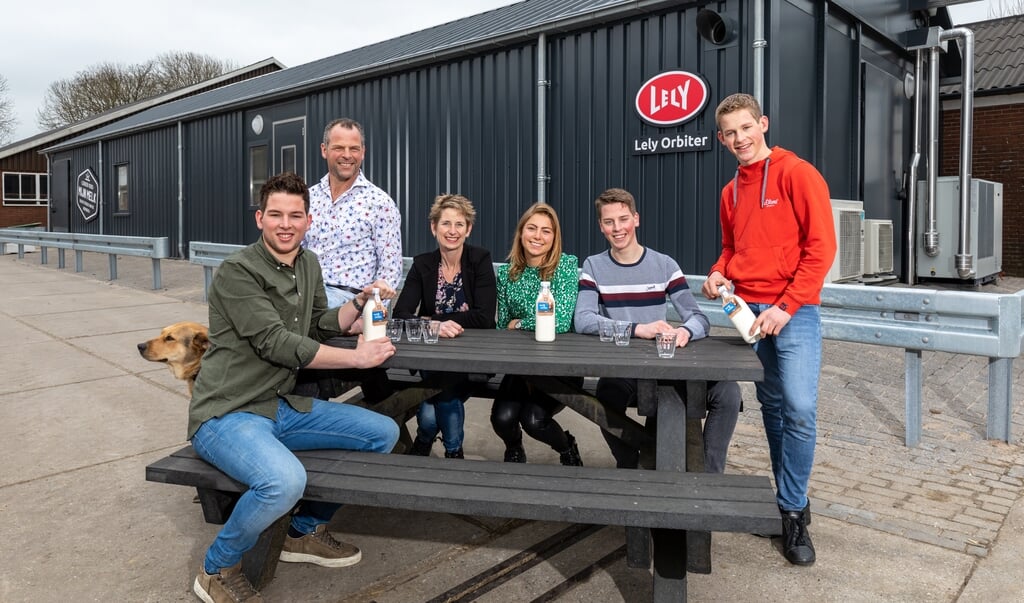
(540, 281, 551, 287)
(372, 287, 380, 294)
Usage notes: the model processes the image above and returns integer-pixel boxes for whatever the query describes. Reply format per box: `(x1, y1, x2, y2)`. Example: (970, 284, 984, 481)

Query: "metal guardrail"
(188, 241, 1022, 445)
(0, 229, 170, 289)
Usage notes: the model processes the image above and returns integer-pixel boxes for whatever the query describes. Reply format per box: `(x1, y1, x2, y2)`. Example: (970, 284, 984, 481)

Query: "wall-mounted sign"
(76, 168, 99, 222)
(631, 132, 712, 155)
(634, 70, 710, 127)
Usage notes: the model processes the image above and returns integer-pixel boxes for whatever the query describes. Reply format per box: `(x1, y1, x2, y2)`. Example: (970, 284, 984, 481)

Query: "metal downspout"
(537, 33, 549, 203)
(98, 140, 103, 234)
(939, 27, 976, 278)
(906, 50, 923, 285)
(177, 122, 184, 258)
(753, 0, 766, 106)
(924, 46, 940, 257)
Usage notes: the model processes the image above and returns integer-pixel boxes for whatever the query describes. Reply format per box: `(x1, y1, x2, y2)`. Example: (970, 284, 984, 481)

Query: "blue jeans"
(191, 399, 399, 572)
(750, 303, 821, 512)
(325, 286, 355, 308)
(415, 374, 474, 453)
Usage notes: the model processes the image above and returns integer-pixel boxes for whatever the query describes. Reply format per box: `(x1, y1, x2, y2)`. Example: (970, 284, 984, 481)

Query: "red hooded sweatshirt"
(710, 147, 837, 316)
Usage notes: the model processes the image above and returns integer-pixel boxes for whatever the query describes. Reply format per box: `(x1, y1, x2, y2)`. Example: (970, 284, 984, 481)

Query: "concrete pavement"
(1, 249, 1021, 602)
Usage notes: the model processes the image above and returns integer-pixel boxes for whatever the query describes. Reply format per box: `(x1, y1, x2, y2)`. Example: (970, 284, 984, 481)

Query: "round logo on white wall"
(635, 71, 710, 127)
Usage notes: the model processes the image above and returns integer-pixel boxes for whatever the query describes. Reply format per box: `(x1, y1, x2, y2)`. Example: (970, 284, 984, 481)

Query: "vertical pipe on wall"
(924, 45, 940, 257)
(98, 141, 104, 234)
(753, 0, 766, 106)
(536, 32, 549, 203)
(938, 27, 975, 278)
(177, 121, 184, 258)
(906, 49, 923, 285)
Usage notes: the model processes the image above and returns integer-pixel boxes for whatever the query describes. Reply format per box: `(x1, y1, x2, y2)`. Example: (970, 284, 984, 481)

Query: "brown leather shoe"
(193, 562, 263, 602)
(279, 524, 362, 568)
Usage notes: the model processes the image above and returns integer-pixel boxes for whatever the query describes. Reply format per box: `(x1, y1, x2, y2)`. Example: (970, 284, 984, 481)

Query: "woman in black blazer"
(393, 194, 496, 458)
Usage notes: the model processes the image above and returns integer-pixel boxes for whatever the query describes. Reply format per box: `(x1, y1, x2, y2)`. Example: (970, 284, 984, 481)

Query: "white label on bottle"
(537, 301, 553, 314)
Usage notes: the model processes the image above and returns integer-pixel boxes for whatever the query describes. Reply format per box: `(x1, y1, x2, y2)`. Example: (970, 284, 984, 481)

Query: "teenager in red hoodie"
(702, 93, 837, 566)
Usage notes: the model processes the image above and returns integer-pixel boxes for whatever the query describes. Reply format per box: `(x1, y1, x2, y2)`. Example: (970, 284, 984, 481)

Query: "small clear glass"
(655, 331, 678, 358)
(598, 318, 615, 342)
(386, 319, 403, 342)
(405, 319, 423, 342)
(613, 320, 631, 347)
(423, 320, 441, 344)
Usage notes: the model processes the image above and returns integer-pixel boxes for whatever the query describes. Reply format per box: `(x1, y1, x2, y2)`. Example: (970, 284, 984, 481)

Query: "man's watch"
(352, 297, 365, 313)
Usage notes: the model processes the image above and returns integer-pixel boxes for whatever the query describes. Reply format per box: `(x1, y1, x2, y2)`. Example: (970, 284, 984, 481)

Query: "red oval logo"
(635, 71, 710, 127)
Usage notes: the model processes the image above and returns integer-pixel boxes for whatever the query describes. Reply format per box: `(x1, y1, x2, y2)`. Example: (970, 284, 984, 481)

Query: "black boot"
(558, 431, 583, 466)
(780, 507, 816, 566)
(444, 448, 464, 459)
(407, 437, 433, 456)
(503, 443, 527, 463)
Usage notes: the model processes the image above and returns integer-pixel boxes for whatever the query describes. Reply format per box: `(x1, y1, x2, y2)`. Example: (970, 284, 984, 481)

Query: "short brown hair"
(259, 172, 309, 212)
(594, 188, 637, 218)
(714, 93, 763, 128)
(508, 202, 563, 282)
(428, 194, 476, 226)
(322, 118, 365, 147)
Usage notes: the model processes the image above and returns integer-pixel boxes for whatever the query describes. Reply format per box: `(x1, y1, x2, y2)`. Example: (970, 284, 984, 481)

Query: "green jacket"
(187, 240, 343, 439)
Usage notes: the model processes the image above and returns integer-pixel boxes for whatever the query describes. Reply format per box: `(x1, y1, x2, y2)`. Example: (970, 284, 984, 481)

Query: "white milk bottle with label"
(535, 281, 556, 342)
(363, 287, 388, 340)
(718, 285, 760, 344)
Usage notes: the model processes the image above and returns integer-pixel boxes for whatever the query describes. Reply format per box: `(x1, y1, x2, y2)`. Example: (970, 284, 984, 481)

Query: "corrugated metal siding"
(103, 128, 178, 245)
(67, 145, 101, 234)
(546, 5, 736, 273)
(307, 45, 536, 259)
(186, 113, 245, 249)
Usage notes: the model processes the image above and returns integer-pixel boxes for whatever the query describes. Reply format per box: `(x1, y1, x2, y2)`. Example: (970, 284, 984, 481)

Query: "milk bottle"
(363, 287, 388, 340)
(718, 285, 761, 344)
(535, 281, 556, 342)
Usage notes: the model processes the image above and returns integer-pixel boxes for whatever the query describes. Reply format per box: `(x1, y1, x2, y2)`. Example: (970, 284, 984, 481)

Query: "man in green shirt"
(189, 172, 399, 603)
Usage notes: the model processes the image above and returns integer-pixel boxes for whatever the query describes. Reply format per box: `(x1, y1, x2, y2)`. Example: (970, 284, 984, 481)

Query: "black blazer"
(393, 243, 497, 329)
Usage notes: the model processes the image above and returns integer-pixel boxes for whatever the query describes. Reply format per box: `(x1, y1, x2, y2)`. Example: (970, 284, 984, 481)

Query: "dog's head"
(137, 321, 210, 392)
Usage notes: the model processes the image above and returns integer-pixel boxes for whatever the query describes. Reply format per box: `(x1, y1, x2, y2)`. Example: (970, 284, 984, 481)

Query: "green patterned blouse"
(496, 253, 578, 333)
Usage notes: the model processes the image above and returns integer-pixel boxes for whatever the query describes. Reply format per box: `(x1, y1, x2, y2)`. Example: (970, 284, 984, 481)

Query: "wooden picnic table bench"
(146, 331, 772, 602)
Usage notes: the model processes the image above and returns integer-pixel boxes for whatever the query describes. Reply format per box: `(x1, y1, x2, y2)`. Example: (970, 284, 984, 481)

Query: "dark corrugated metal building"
(43, 0, 952, 277)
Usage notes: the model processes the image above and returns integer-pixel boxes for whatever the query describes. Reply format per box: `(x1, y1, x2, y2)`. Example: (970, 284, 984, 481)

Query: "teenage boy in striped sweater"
(574, 187, 741, 472)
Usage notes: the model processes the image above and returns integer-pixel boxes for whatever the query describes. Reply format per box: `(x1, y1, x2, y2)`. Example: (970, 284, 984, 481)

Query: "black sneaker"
(504, 443, 527, 463)
(558, 431, 583, 466)
(780, 509, 816, 566)
(754, 500, 808, 538)
(406, 437, 433, 456)
(444, 448, 464, 459)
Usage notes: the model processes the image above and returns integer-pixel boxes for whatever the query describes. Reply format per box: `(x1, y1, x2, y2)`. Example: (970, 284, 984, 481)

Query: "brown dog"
(137, 321, 210, 394)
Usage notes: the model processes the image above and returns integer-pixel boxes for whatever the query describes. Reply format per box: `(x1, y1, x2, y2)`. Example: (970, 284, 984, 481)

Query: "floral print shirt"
(303, 171, 403, 290)
(434, 266, 469, 315)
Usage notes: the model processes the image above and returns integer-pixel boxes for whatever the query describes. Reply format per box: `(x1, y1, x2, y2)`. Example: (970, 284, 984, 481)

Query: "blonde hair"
(508, 203, 562, 282)
(714, 93, 763, 128)
(428, 193, 476, 226)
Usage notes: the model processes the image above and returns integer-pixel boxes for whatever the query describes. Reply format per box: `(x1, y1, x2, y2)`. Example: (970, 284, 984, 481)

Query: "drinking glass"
(386, 319, 403, 342)
(423, 320, 441, 344)
(405, 319, 423, 342)
(613, 320, 631, 347)
(598, 318, 615, 343)
(655, 331, 678, 358)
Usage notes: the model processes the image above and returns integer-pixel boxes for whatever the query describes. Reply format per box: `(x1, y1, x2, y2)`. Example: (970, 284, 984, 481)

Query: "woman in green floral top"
(491, 203, 583, 466)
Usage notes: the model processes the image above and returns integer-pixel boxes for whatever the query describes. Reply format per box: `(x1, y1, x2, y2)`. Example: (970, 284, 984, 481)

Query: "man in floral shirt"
(302, 117, 402, 402)
(305, 117, 402, 308)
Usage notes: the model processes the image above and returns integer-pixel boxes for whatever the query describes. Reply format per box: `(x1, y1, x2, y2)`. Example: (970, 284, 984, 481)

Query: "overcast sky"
(1, 0, 520, 141)
(0, 0, 1010, 143)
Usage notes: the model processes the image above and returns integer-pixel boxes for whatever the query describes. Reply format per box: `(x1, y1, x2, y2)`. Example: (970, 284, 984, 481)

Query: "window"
(249, 145, 268, 207)
(280, 145, 296, 175)
(116, 165, 129, 213)
(2, 172, 49, 206)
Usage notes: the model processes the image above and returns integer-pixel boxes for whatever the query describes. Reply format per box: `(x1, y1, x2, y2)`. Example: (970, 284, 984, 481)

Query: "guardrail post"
(17, 244, 25, 259)
(203, 267, 214, 302)
(152, 258, 163, 290)
(108, 254, 118, 281)
(58, 249, 66, 269)
(987, 357, 1013, 442)
(75, 250, 84, 273)
(40, 246, 49, 265)
(904, 349, 923, 447)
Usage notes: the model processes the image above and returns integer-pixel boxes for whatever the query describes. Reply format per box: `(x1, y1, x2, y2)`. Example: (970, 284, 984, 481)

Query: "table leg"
(648, 382, 688, 599)
(685, 381, 712, 574)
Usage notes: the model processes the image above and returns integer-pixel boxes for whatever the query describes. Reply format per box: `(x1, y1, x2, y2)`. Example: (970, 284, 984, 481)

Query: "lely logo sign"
(635, 70, 709, 127)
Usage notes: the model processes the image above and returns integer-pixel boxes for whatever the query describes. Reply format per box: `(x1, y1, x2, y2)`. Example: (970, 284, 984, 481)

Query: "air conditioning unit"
(863, 219, 894, 275)
(827, 199, 864, 283)
(916, 177, 1002, 283)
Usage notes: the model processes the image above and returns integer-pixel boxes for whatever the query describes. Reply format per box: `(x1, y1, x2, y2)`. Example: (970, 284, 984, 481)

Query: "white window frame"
(2, 171, 49, 206)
